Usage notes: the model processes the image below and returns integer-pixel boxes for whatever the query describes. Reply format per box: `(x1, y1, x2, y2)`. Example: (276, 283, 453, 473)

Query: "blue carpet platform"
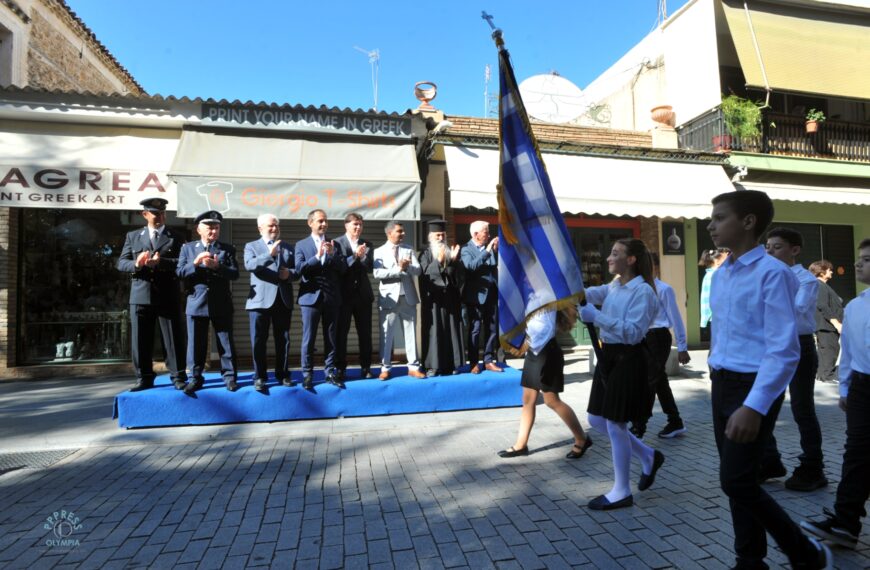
(113, 365, 521, 428)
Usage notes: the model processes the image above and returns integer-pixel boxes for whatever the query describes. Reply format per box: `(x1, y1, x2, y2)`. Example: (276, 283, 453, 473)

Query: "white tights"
(588, 413, 655, 502)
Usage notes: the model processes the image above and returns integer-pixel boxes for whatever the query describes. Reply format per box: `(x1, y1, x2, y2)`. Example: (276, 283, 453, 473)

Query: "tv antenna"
(354, 46, 380, 111)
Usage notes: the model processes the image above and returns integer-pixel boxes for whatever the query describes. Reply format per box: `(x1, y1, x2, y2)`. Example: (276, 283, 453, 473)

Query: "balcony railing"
(677, 108, 870, 163)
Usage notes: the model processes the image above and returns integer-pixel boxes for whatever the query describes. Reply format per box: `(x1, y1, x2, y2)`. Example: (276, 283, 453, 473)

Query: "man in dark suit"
(117, 197, 188, 391)
(244, 213, 296, 392)
(461, 220, 502, 374)
(334, 212, 375, 380)
(177, 210, 240, 393)
(295, 209, 347, 390)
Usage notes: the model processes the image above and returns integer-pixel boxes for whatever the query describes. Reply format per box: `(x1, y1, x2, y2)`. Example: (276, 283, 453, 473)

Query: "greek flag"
(496, 45, 585, 350)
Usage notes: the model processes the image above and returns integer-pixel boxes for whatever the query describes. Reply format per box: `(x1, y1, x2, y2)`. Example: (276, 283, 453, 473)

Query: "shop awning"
(169, 129, 421, 220)
(720, 0, 870, 100)
(444, 145, 734, 219)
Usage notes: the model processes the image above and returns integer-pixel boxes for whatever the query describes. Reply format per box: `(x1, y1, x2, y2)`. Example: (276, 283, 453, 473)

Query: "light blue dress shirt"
(585, 276, 658, 345)
(791, 264, 819, 336)
(700, 267, 715, 327)
(708, 245, 800, 415)
(839, 289, 870, 397)
(650, 278, 688, 352)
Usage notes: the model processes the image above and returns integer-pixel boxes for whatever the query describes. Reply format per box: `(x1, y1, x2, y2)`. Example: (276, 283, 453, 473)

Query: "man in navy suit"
(295, 209, 347, 389)
(334, 212, 375, 380)
(117, 197, 188, 391)
(244, 214, 296, 392)
(177, 210, 240, 393)
(461, 220, 503, 374)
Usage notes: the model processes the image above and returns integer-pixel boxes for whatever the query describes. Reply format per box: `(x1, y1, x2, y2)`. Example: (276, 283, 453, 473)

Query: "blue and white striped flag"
(496, 43, 585, 350)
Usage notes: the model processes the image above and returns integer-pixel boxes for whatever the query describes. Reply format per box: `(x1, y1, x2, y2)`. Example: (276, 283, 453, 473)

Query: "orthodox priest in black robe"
(419, 219, 465, 376)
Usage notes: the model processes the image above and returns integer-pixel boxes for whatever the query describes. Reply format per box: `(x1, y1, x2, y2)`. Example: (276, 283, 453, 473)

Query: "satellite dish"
(519, 73, 585, 123)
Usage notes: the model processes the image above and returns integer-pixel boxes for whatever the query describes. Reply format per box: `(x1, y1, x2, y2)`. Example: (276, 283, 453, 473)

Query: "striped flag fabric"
(496, 42, 585, 350)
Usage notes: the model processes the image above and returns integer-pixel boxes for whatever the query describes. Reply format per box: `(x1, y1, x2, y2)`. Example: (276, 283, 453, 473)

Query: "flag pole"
(482, 11, 603, 363)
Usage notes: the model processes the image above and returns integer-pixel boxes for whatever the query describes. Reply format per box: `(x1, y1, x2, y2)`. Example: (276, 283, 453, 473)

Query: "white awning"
(737, 181, 870, 206)
(170, 129, 421, 220)
(444, 145, 734, 219)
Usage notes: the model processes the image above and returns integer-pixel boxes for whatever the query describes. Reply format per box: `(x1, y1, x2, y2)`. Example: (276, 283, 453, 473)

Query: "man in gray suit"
(373, 220, 426, 380)
(461, 220, 502, 373)
(244, 214, 296, 392)
(117, 197, 188, 391)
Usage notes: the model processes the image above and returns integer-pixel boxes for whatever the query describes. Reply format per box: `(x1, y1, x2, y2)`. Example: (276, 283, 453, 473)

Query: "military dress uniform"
(177, 211, 240, 392)
(117, 198, 188, 391)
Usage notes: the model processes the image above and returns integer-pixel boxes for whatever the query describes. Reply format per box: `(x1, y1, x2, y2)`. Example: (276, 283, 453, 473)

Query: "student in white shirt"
(497, 301, 591, 460)
(579, 238, 663, 511)
(706, 190, 831, 569)
(761, 227, 826, 492)
(802, 238, 870, 550)
(630, 252, 690, 440)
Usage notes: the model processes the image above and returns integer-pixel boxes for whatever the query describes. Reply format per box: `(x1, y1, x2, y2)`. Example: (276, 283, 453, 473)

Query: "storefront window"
(18, 209, 131, 364)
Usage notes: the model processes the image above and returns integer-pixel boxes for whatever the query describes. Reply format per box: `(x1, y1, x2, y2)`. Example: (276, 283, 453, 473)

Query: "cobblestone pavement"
(0, 351, 868, 569)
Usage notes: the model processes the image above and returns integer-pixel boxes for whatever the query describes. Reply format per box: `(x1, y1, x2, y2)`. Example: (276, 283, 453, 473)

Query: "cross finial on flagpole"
(481, 11, 504, 47)
(481, 11, 496, 29)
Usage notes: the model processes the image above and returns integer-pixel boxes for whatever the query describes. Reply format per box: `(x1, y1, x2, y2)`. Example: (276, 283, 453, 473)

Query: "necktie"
(394, 245, 400, 263)
(150, 230, 158, 250)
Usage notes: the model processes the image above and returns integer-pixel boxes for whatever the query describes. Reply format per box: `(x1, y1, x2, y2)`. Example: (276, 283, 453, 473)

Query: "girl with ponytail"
(578, 238, 664, 510)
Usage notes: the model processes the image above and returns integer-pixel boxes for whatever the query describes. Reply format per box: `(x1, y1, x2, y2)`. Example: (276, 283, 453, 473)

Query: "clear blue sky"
(68, 0, 689, 117)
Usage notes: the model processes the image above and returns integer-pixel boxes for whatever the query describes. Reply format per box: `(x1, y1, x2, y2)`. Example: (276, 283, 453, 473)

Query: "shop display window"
(18, 209, 131, 364)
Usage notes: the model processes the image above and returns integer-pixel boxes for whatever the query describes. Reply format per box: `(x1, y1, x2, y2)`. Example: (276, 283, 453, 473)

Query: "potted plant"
(805, 108, 825, 133)
(716, 94, 763, 151)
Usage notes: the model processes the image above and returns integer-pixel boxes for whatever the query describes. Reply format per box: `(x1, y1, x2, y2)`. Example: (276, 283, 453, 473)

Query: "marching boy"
(706, 190, 832, 569)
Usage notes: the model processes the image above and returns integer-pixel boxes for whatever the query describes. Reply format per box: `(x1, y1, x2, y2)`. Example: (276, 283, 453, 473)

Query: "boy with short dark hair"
(706, 190, 832, 569)
(761, 227, 826, 491)
(802, 238, 870, 550)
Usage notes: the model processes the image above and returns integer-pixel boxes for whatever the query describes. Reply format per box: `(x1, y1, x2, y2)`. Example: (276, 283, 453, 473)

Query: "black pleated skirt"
(520, 338, 565, 393)
(587, 342, 650, 422)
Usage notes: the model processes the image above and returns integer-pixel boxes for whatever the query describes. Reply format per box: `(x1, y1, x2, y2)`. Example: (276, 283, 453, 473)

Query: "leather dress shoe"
(226, 378, 239, 392)
(184, 377, 204, 395)
(281, 377, 296, 387)
(470, 364, 482, 374)
(378, 370, 390, 381)
(302, 376, 314, 390)
(254, 378, 267, 393)
(326, 371, 345, 389)
(497, 446, 529, 458)
(361, 369, 374, 379)
(566, 438, 593, 459)
(638, 450, 665, 491)
(172, 378, 188, 390)
(588, 494, 633, 511)
(485, 362, 504, 373)
(407, 369, 426, 379)
(129, 380, 154, 392)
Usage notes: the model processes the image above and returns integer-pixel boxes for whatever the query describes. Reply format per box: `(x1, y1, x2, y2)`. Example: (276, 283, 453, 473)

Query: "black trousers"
(466, 301, 498, 365)
(300, 300, 337, 376)
(130, 303, 186, 383)
(641, 328, 681, 425)
(336, 296, 373, 372)
(834, 371, 870, 534)
(815, 330, 840, 382)
(763, 335, 823, 470)
(711, 369, 816, 568)
(248, 298, 292, 382)
(187, 314, 237, 381)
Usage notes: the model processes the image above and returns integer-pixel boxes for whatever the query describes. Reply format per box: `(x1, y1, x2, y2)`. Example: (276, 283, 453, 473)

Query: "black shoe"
(302, 375, 313, 390)
(784, 465, 828, 492)
(566, 438, 593, 459)
(807, 537, 833, 570)
(629, 423, 646, 439)
(658, 420, 687, 438)
(226, 378, 239, 392)
(801, 509, 859, 549)
(254, 378, 267, 393)
(326, 371, 345, 388)
(361, 368, 374, 379)
(758, 461, 787, 483)
(172, 378, 188, 390)
(129, 379, 154, 392)
(588, 494, 633, 511)
(497, 446, 528, 458)
(638, 450, 665, 491)
(281, 377, 296, 387)
(184, 377, 204, 395)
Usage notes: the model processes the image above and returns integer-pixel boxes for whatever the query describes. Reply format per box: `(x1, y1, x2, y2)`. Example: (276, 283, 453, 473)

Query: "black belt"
(854, 371, 870, 382)
(711, 368, 757, 381)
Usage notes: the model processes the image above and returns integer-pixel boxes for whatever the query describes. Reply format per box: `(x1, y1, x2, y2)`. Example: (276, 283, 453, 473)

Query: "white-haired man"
(461, 220, 502, 373)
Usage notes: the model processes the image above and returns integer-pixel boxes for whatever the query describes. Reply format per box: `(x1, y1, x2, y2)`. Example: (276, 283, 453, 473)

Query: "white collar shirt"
(649, 278, 688, 352)
(583, 275, 658, 345)
(791, 264, 820, 336)
(708, 245, 800, 414)
(839, 289, 870, 396)
(526, 310, 556, 355)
